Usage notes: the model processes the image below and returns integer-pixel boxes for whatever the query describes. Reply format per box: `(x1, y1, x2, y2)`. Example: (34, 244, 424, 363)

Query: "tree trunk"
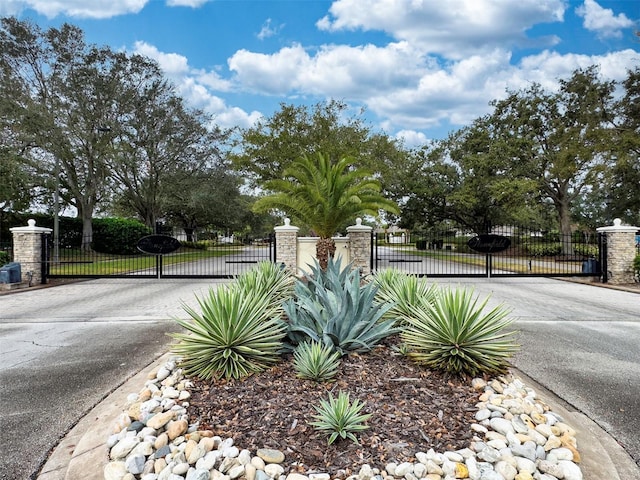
(316, 236, 336, 270)
(557, 197, 574, 256)
(80, 213, 93, 252)
(184, 228, 195, 242)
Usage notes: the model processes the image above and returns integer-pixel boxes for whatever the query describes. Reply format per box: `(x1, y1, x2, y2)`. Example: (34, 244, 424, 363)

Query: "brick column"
(274, 218, 299, 275)
(10, 219, 52, 285)
(347, 218, 373, 276)
(597, 218, 639, 285)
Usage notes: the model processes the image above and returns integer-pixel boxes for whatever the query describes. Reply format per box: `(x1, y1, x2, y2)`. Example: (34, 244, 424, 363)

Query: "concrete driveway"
(0, 276, 638, 479)
(0, 278, 225, 480)
(435, 277, 640, 468)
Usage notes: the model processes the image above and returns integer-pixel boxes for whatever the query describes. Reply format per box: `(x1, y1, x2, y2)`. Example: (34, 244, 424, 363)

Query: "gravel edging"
(104, 357, 585, 480)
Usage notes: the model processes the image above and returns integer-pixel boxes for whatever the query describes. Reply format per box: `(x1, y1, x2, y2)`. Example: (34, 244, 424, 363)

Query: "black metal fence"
(44, 234, 275, 279)
(374, 226, 602, 278)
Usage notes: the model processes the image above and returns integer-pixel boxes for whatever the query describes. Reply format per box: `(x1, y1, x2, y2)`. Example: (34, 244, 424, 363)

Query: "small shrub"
(372, 268, 438, 322)
(293, 341, 341, 382)
(574, 244, 599, 257)
(310, 391, 372, 445)
(0, 250, 10, 265)
(180, 240, 209, 250)
(633, 254, 640, 281)
(525, 243, 562, 257)
(400, 286, 519, 376)
(171, 285, 286, 380)
(234, 261, 293, 307)
(284, 256, 398, 355)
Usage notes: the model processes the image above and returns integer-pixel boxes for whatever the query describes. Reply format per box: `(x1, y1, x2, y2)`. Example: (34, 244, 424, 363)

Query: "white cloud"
(166, 0, 210, 7)
(317, 0, 566, 59)
(0, 0, 148, 19)
(575, 0, 635, 39)
(394, 130, 429, 149)
(133, 41, 190, 76)
(257, 18, 283, 40)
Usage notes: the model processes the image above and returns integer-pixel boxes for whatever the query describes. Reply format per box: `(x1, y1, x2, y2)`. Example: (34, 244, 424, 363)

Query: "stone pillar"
(10, 219, 52, 285)
(597, 218, 639, 285)
(347, 218, 373, 276)
(274, 218, 299, 275)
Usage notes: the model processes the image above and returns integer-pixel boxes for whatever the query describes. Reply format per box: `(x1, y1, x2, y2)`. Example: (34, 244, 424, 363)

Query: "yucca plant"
(400, 286, 519, 376)
(372, 268, 438, 322)
(293, 341, 342, 382)
(310, 391, 372, 444)
(171, 285, 287, 380)
(234, 261, 294, 308)
(284, 256, 399, 355)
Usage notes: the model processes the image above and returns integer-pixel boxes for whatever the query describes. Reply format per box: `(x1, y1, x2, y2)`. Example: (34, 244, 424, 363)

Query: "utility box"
(0, 262, 21, 284)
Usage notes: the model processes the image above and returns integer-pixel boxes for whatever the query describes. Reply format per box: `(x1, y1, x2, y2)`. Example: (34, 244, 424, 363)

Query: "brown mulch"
(187, 336, 481, 477)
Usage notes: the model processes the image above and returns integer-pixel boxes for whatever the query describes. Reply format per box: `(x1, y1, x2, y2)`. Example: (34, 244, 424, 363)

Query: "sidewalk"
(36, 353, 640, 480)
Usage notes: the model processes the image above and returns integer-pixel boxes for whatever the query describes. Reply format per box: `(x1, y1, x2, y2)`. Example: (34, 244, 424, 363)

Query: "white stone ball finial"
(28, 219, 36, 227)
(356, 218, 362, 226)
(284, 218, 291, 226)
(613, 218, 622, 226)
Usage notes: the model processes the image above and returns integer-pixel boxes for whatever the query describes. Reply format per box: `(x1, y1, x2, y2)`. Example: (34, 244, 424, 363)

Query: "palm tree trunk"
(316, 236, 336, 270)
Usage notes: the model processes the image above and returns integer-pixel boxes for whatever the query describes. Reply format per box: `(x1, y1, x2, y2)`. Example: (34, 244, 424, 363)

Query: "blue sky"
(2, 0, 638, 146)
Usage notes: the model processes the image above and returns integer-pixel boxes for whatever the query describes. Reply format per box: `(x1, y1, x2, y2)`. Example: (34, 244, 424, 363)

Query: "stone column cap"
(274, 218, 299, 233)
(346, 218, 372, 232)
(10, 219, 53, 234)
(596, 218, 639, 233)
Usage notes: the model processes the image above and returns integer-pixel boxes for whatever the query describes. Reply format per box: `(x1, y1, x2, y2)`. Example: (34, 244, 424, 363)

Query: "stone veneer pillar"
(597, 218, 639, 285)
(274, 218, 299, 275)
(347, 218, 373, 276)
(10, 219, 52, 285)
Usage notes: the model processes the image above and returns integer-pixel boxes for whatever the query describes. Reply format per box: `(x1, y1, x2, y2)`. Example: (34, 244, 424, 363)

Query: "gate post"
(347, 218, 373, 276)
(596, 218, 638, 284)
(274, 218, 299, 274)
(10, 219, 52, 285)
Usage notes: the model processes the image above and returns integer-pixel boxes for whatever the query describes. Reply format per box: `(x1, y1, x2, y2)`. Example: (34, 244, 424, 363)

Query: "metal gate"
(374, 226, 603, 278)
(43, 234, 275, 279)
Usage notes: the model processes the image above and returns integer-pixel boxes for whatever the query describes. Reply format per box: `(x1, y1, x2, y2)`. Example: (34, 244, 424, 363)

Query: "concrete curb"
(37, 357, 640, 480)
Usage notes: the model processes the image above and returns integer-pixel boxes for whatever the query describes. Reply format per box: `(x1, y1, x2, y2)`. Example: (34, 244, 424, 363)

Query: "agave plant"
(284, 256, 399, 355)
(293, 341, 341, 382)
(400, 286, 519, 376)
(372, 268, 438, 322)
(310, 391, 372, 445)
(171, 285, 287, 380)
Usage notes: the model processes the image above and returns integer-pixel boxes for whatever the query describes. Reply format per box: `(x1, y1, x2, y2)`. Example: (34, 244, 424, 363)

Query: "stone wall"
(274, 218, 373, 276)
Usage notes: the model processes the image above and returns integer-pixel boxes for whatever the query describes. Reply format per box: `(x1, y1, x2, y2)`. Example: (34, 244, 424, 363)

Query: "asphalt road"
(0, 276, 638, 479)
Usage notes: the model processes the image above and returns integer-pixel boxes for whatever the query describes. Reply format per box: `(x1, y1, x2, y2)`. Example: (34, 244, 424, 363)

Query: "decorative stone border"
(104, 358, 584, 480)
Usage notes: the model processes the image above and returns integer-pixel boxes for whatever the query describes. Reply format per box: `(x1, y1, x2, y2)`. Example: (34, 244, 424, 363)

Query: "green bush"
(293, 341, 341, 382)
(633, 255, 640, 281)
(171, 284, 287, 380)
(372, 268, 437, 322)
(180, 240, 209, 250)
(400, 286, 519, 376)
(0, 250, 10, 265)
(574, 244, 599, 257)
(92, 218, 152, 254)
(284, 256, 398, 355)
(310, 391, 371, 445)
(525, 243, 562, 257)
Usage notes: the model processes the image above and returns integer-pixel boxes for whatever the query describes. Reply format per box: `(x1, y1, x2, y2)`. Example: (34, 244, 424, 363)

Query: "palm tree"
(253, 152, 399, 269)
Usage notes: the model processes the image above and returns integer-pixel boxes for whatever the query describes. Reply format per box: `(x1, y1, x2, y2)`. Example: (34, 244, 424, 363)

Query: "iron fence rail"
(43, 234, 275, 279)
(374, 226, 603, 278)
